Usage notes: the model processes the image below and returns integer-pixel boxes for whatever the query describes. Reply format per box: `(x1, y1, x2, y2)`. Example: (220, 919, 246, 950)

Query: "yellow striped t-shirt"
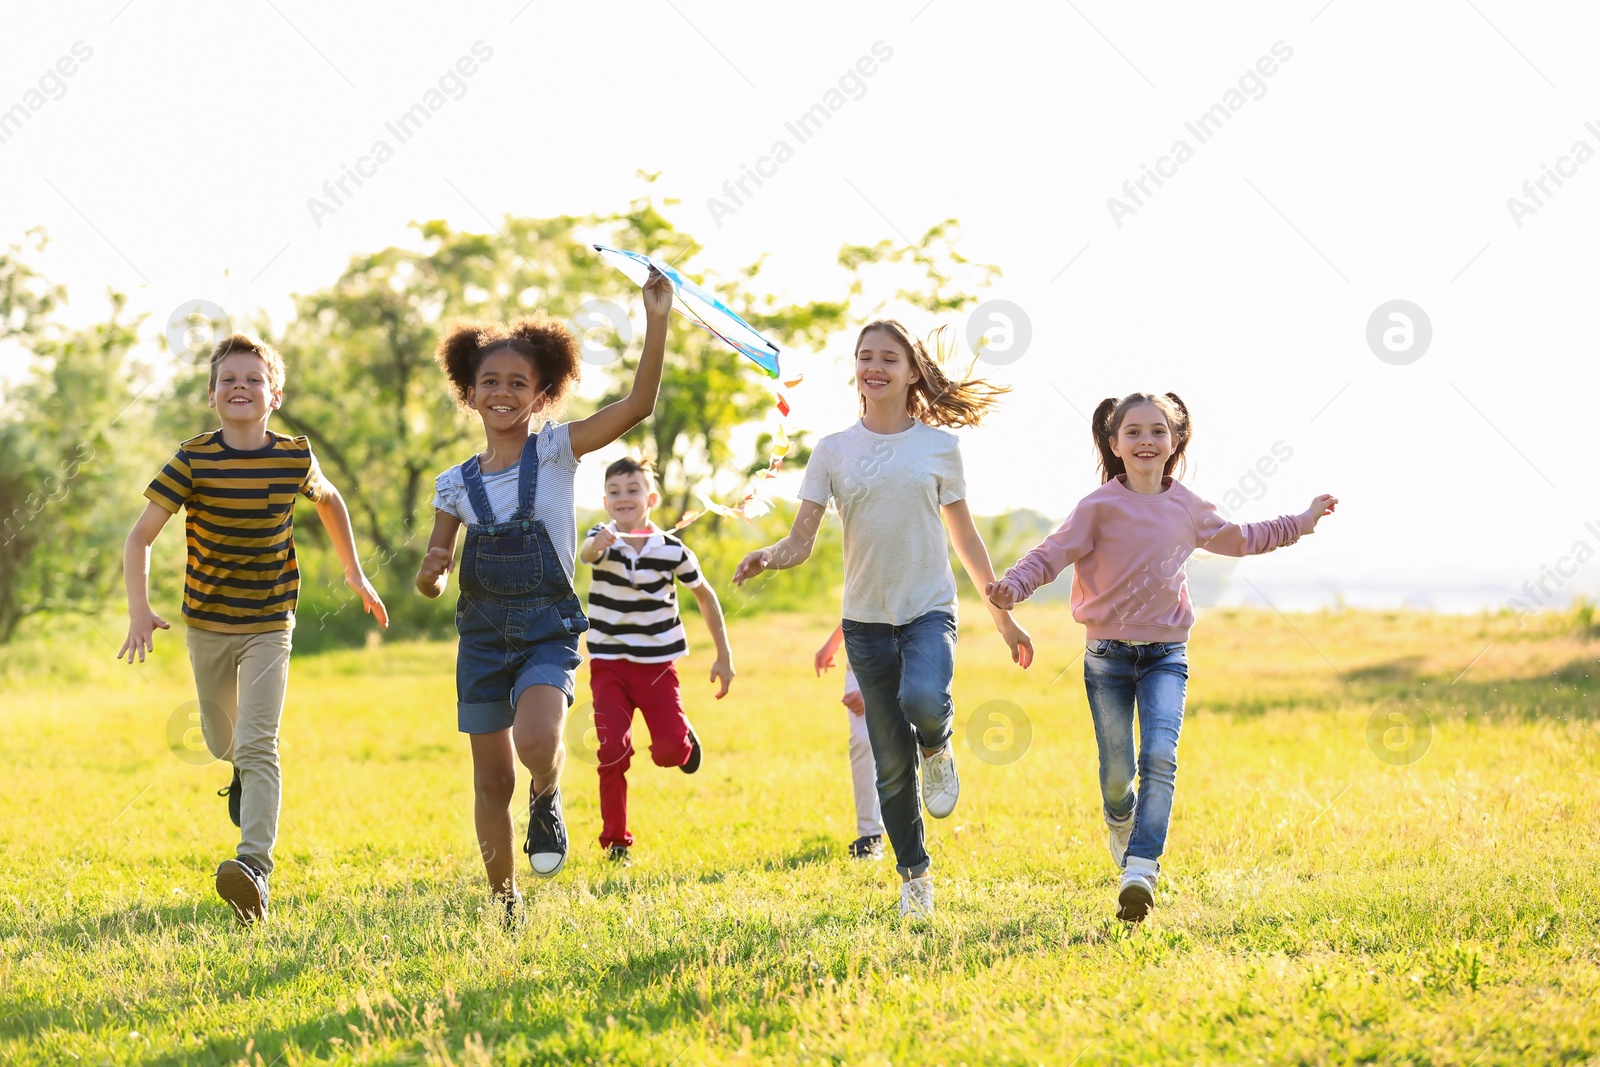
(143, 430, 329, 633)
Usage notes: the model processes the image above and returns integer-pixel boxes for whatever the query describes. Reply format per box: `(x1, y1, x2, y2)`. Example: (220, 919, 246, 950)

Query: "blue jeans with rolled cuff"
(1082, 638, 1188, 868)
(842, 610, 957, 878)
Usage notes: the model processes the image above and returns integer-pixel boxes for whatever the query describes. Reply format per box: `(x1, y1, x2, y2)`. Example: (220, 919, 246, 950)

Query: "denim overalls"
(454, 428, 588, 733)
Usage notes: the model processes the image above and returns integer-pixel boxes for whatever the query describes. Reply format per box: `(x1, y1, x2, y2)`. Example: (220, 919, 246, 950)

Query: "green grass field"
(2, 605, 1598, 1065)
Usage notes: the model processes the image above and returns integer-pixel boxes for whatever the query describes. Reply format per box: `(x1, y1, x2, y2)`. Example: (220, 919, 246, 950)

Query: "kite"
(594, 245, 798, 529)
(593, 245, 782, 378)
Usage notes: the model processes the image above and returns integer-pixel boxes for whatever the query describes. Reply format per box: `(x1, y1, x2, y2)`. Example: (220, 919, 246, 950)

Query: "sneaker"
(606, 844, 631, 866)
(919, 743, 960, 819)
(898, 875, 935, 920)
(215, 858, 269, 925)
(1107, 814, 1133, 868)
(524, 786, 568, 878)
(1117, 864, 1158, 924)
(848, 834, 884, 860)
(680, 725, 703, 774)
(218, 766, 241, 828)
(497, 890, 526, 930)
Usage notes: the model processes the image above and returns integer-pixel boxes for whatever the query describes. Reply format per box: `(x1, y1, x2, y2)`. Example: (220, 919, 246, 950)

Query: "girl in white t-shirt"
(734, 320, 1032, 920)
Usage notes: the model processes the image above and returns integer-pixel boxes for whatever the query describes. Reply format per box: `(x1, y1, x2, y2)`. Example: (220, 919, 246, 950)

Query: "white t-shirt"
(797, 419, 966, 626)
(431, 422, 580, 584)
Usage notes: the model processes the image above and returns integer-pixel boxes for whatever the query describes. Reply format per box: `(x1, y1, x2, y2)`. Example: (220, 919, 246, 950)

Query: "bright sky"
(3, 1, 1596, 610)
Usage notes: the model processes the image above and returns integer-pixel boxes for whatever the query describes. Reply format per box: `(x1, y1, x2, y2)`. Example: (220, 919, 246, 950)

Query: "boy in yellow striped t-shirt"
(119, 334, 388, 925)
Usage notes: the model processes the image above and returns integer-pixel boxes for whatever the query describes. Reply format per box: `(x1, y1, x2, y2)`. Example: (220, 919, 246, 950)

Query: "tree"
(838, 218, 1001, 315)
(594, 193, 849, 521)
(0, 278, 146, 640)
(0, 233, 62, 639)
(0, 187, 1008, 645)
(257, 214, 635, 607)
(259, 180, 855, 589)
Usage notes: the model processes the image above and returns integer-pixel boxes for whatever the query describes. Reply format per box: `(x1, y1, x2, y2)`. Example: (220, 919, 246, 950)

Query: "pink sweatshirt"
(998, 474, 1305, 643)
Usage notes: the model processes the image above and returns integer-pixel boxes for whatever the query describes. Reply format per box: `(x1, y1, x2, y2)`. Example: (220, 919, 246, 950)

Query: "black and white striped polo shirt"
(583, 524, 704, 662)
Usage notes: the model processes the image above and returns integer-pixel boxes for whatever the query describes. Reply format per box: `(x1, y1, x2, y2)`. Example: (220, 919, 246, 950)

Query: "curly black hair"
(433, 312, 582, 416)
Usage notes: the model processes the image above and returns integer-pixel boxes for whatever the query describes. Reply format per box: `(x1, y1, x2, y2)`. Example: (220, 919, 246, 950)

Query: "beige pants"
(186, 626, 293, 875)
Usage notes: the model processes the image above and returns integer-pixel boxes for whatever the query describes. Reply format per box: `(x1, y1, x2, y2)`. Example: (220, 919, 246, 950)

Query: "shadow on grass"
(1345, 656, 1427, 683)
(0, 899, 280, 1046)
(1197, 655, 1600, 722)
(587, 835, 842, 893)
(5, 864, 1126, 1065)
(0, 896, 805, 1060)
(758, 835, 835, 872)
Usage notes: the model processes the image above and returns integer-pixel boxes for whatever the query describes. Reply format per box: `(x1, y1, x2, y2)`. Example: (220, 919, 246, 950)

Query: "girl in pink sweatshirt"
(987, 391, 1337, 923)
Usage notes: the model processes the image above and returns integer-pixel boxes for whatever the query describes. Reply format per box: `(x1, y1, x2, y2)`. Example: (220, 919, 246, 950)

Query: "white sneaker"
(919, 743, 960, 819)
(1117, 858, 1159, 923)
(899, 875, 935, 920)
(1107, 814, 1133, 868)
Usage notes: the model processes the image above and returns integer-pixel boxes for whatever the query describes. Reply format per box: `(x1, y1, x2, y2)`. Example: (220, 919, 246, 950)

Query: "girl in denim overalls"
(417, 269, 672, 920)
(989, 392, 1338, 923)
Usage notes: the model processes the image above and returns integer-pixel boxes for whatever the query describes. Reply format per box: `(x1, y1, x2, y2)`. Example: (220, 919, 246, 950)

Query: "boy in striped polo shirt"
(119, 334, 387, 925)
(578, 457, 734, 862)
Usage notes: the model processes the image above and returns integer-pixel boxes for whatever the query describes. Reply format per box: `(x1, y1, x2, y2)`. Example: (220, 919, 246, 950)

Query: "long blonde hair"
(855, 319, 1008, 428)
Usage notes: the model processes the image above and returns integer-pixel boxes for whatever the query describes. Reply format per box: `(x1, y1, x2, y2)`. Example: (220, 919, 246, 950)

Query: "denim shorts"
(456, 594, 585, 734)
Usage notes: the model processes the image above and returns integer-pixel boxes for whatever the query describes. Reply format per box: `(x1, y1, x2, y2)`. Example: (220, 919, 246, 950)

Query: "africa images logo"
(706, 41, 895, 228)
(1106, 41, 1294, 228)
(305, 41, 494, 228)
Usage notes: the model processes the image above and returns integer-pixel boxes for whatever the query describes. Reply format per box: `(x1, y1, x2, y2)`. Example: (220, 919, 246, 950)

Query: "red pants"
(590, 658, 692, 848)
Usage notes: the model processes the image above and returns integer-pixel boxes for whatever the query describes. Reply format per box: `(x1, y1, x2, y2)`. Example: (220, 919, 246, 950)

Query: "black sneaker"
(497, 891, 526, 930)
(606, 844, 631, 866)
(218, 766, 241, 828)
(680, 725, 703, 774)
(215, 858, 269, 925)
(524, 786, 568, 878)
(848, 834, 884, 860)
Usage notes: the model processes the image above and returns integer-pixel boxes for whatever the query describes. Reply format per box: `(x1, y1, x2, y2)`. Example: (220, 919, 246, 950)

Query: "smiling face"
(855, 327, 919, 408)
(1109, 402, 1174, 476)
(466, 349, 544, 429)
(208, 352, 280, 424)
(604, 470, 658, 530)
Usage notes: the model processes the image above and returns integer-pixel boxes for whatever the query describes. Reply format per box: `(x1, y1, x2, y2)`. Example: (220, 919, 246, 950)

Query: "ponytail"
(1091, 397, 1123, 483)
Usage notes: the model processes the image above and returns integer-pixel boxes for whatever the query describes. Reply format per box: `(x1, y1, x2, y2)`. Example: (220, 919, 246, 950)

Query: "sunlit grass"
(2, 605, 1597, 1064)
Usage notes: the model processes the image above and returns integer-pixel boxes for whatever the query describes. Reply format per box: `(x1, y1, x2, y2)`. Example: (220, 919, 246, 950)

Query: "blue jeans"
(842, 611, 957, 878)
(1082, 639, 1188, 867)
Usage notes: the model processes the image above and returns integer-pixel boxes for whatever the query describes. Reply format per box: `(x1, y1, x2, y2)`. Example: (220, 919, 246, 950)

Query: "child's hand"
(997, 613, 1034, 669)
(814, 643, 838, 676)
(1299, 494, 1339, 534)
(419, 546, 453, 589)
(709, 658, 735, 699)
(118, 609, 170, 664)
(732, 548, 771, 586)
(593, 526, 619, 551)
(985, 579, 1018, 612)
(346, 572, 390, 628)
(842, 689, 865, 716)
(641, 264, 674, 320)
